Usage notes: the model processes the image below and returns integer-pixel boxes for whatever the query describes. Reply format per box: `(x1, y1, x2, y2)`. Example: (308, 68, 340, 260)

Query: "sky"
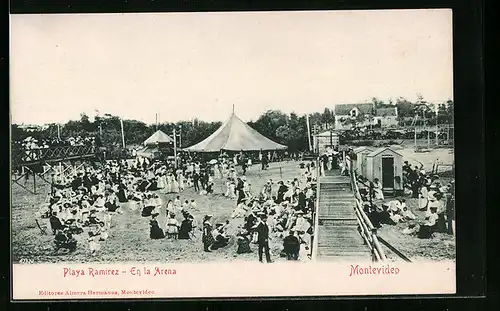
(10, 9, 453, 125)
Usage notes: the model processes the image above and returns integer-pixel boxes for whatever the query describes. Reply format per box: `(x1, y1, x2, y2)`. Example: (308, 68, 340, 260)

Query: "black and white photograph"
(10, 9, 456, 298)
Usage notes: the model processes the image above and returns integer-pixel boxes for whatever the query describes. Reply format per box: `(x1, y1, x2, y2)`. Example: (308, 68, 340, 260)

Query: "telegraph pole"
(178, 125, 182, 148)
(173, 128, 177, 168)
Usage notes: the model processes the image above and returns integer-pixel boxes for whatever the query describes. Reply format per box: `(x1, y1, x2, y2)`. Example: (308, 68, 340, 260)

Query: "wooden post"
(414, 124, 417, 151)
(173, 128, 177, 169)
(120, 118, 126, 149)
(33, 170, 36, 194)
(306, 114, 312, 152)
(279, 167, 282, 179)
(179, 125, 182, 148)
(435, 122, 439, 147)
(447, 124, 450, 144)
(330, 130, 333, 150)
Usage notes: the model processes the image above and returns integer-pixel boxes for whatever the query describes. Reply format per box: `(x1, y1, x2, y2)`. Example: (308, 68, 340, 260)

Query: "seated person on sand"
(387, 200, 404, 223)
(418, 206, 439, 239)
(55, 227, 77, 250)
(401, 201, 417, 220)
(281, 230, 300, 260)
(376, 203, 396, 225)
(189, 199, 197, 210)
(210, 222, 230, 250)
(87, 210, 105, 226)
(65, 213, 84, 234)
(49, 212, 65, 234)
(165, 213, 180, 239)
(232, 200, 249, 219)
(105, 193, 120, 213)
(96, 222, 109, 241)
(244, 208, 259, 232)
(87, 230, 101, 255)
(93, 194, 106, 211)
(141, 194, 156, 217)
(149, 214, 165, 240)
(292, 211, 309, 236)
(178, 212, 194, 240)
(298, 240, 311, 261)
(236, 228, 252, 254)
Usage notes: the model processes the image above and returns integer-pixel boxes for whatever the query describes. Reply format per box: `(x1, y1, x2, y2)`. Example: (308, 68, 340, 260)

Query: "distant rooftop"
(334, 103, 374, 115)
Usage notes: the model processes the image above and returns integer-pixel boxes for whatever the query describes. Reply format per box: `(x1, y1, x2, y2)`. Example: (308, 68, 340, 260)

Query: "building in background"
(333, 103, 399, 130)
(373, 107, 398, 128)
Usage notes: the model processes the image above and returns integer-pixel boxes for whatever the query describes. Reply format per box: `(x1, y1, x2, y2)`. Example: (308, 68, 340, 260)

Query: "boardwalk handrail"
(348, 161, 387, 261)
(12, 144, 98, 168)
(311, 159, 321, 260)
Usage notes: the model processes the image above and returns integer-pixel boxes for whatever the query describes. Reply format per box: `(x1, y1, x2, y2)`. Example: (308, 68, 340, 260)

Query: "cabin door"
(381, 157, 394, 188)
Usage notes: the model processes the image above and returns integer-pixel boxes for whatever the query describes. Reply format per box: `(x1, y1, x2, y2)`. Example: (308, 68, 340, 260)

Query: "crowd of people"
(355, 160, 455, 240)
(223, 161, 318, 262)
(14, 135, 99, 150)
(35, 151, 318, 263)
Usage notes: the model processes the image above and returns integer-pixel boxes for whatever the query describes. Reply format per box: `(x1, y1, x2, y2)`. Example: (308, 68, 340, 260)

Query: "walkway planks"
(315, 170, 371, 261)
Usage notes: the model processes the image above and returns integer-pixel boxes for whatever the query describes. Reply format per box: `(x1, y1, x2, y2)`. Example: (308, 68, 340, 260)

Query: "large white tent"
(185, 112, 287, 152)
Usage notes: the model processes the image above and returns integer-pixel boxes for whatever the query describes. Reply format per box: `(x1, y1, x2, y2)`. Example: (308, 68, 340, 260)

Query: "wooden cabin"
(365, 147, 403, 195)
(352, 146, 373, 177)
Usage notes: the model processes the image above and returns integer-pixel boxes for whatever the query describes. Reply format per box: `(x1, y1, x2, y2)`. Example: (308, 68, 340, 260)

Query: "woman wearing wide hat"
(149, 214, 165, 240)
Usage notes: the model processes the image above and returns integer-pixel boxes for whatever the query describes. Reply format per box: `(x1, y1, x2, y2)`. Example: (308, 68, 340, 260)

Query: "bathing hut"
(365, 147, 403, 194)
(353, 146, 373, 177)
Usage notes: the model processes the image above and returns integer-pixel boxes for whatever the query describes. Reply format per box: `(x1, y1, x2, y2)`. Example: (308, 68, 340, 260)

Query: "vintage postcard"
(10, 9, 455, 299)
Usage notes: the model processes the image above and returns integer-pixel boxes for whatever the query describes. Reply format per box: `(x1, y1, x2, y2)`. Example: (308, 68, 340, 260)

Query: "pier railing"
(348, 162, 386, 262)
(311, 160, 321, 260)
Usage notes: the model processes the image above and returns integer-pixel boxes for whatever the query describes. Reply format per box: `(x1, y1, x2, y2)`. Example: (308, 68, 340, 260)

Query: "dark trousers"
(258, 242, 271, 263)
(193, 180, 199, 191)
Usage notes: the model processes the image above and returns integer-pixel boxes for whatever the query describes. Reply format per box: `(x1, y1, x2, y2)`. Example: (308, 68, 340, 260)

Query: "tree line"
(11, 96, 453, 152)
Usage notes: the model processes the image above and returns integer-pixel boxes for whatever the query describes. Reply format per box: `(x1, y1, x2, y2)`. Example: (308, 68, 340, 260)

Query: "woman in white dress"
(178, 172, 185, 191)
(418, 185, 429, 211)
(166, 200, 175, 217)
(165, 214, 180, 239)
(372, 178, 384, 200)
(213, 164, 221, 179)
(156, 172, 165, 189)
(171, 174, 180, 193)
(225, 178, 232, 197)
(165, 173, 173, 193)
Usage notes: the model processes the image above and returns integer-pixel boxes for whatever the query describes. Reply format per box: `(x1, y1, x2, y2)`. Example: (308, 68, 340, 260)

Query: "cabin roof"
(366, 147, 403, 157)
(375, 107, 398, 117)
(353, 146, 374, 153)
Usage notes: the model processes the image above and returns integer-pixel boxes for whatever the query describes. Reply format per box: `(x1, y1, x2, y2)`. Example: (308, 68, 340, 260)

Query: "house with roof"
(334, 103, 399, 129)
(373, 107, 398, 128)
(334, 103, 375, 130)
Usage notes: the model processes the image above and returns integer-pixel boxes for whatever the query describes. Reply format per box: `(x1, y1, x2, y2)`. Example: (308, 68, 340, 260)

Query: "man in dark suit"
(254, 213, 272, 263)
